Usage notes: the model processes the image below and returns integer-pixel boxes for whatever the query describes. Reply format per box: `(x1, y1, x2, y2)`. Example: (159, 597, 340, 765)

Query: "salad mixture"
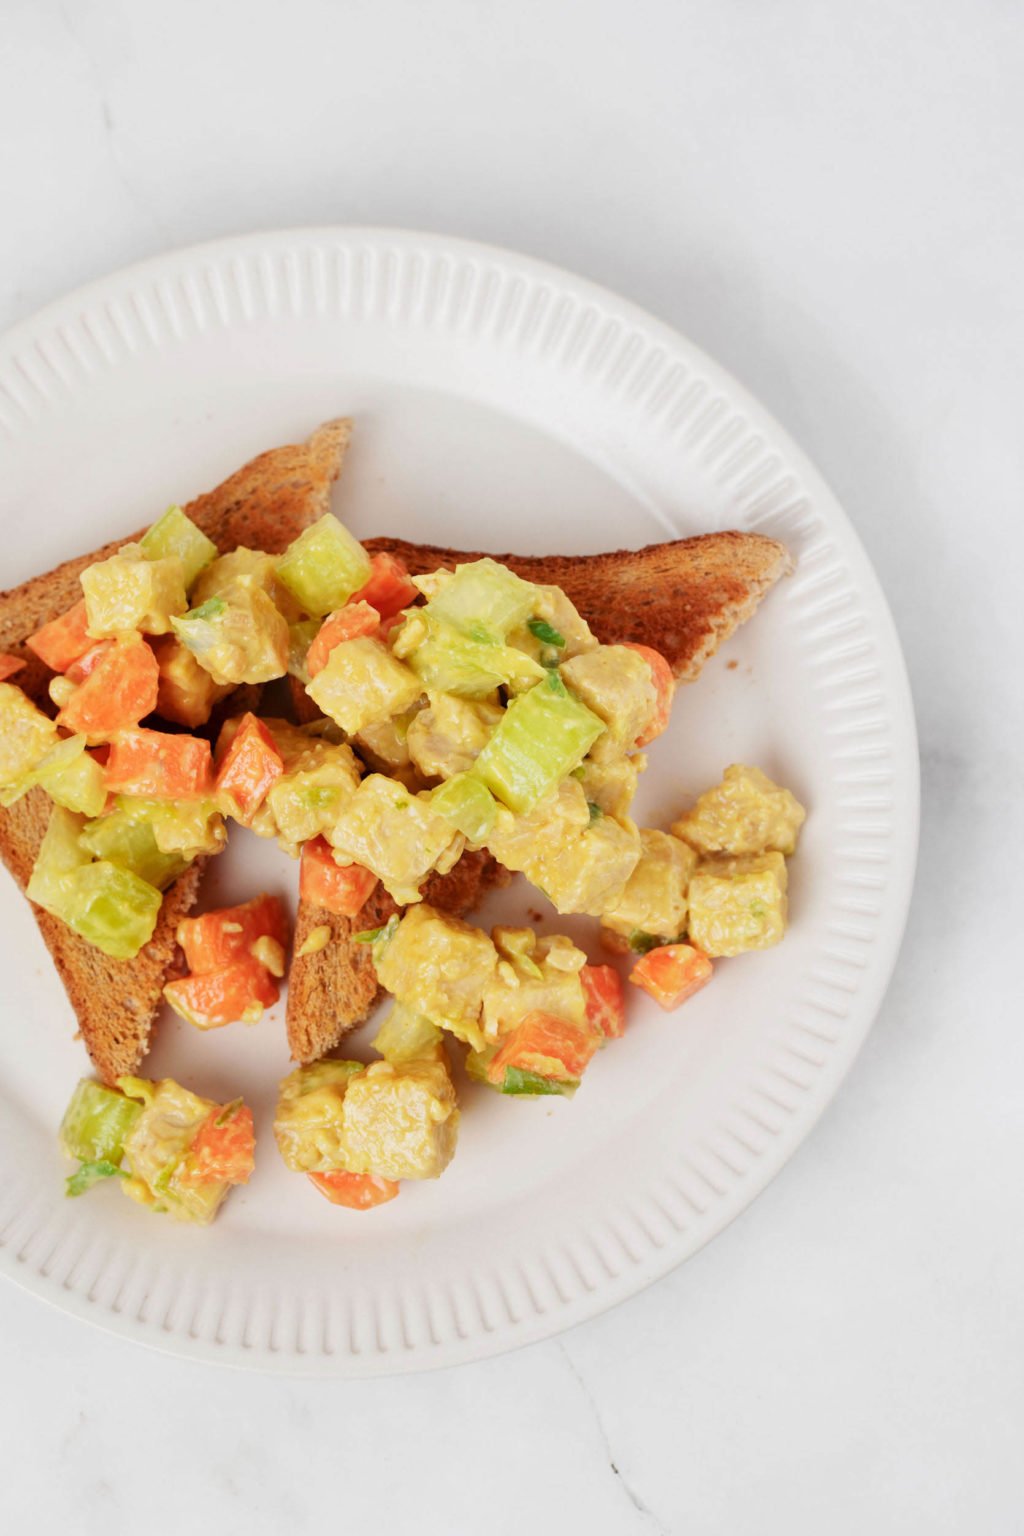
(0, 497, 804, 1221)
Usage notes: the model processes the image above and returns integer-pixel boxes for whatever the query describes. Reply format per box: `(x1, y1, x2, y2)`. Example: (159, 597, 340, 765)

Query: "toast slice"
(0, 418, 352, 1082)
(363, 530, 792, 683)
(285, 528, 791, 1061)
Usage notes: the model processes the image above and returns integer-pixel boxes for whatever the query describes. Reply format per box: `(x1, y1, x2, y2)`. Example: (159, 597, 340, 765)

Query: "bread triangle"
(0, 419, 352, 1082)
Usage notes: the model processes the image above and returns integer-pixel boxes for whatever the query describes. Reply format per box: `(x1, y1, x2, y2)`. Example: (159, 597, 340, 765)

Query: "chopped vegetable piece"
(581, 963, 626, 1038)
(115, 794, 225, 856)
(275, 513, 372, 617)
(426, 558, 536, 639)
(398, 613, 544, 699)
(56, 634, 159, 741)
(0, 653, 24, 681)
(177, 893, 288, 973)
(0, 682, 60, 786)
(26, 599, 94, 673)
(66, 1160, 128, 1197)
(526, 617, 566, 648)
(486, 1011, 600, 1084)
(473, 669, 605, 813)
(65, 641, 113, 684)
(349, 552, 419, 619)
(622, 642, 674, 746)
(308, 1170, 399, 1208)
(104, 727, 213, 800)
(306, 601, 381, 678)
(300, 835, 379, 916)
(164, 955, 279, 1029)
(286, 617, 320, 684)
(180, 1102, 255, 1186)
(629, 943, 713, 1010)
(139, 505, 217, 587)
(81, 543, 187, 636)
(215, 711, 284, 821)
(371, 1003, 444, 1064)
(36, 858, 164, 960)
(81, 805, 188, 889)
(429, 772, 497, 843)
(59, 1079, 143, 1164)
(25, 805, 90, 911)
(501, 1067, 577, 1097)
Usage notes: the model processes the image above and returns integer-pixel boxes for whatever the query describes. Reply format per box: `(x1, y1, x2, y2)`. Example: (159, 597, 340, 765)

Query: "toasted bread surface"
(287, 851, 508, 1064)
(364, 530, 791, 682)
(0, 420, 352, 1078)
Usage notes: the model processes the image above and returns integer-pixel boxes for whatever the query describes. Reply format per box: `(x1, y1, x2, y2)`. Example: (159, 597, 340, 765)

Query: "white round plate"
(0, 230, 918, 1374)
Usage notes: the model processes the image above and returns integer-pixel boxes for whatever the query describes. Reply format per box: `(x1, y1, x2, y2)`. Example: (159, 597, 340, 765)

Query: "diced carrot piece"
(307, 1170, 400, 1209)
(104, 727, 213, 799)
(349, 553, 419, 620)
(0, 653, 25, 681)
(177, 893, 289, 974)
(581, 963, 626, 1039)
(623, 642, 675, 747)
(305, 601, 381, 678)
(630, 943, 713, 1011)
(65, 640, 113, 685)
(56, 635, 159, 740)
(487, 1011, 601, 1085)
(214, 711, 284, 820)
(26, 599, 93, 673)
(300, 835, 379, 916)
(164, 956, 279, 1029)
(180, 1103, 255, 1186)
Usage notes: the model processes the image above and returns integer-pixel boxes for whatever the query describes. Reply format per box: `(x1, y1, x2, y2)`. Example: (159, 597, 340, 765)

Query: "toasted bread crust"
(0, 420, 352, 1079)
(364, 530, 791, 681)
(287, 851, 508, 1063)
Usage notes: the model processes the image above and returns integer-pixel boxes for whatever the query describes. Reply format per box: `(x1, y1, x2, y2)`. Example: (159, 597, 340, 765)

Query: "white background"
(1, 2, 1021, 1532)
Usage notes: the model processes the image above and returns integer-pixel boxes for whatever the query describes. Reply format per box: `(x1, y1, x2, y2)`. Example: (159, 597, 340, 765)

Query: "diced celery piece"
(464, 1046, 498, 1085)
(26, 806, 90, 910)
(426, 558, 536, 640)
(113, 796, 225, 857)
(140, 506, 217, 588)
(371, 1003, 444, 1064)
(38, 738, 107, 817)
(81, 806, 189, 889)
(430, 772, 497, 843)
(287, 618, 320, 683)
(473, 670, 605, 812)
(0, 734, 103, 814)
(501, 1067, 578, 1097)
(58, 861, 163, 959)
(66, 1160, 128, 1197)
(59, 1079, 143, 1164)
(402, 616, 544, 700)
(275, 514, 371, 618)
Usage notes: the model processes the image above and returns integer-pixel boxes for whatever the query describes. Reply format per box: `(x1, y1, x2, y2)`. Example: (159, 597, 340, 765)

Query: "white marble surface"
(2, 1, 1021, 1531)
